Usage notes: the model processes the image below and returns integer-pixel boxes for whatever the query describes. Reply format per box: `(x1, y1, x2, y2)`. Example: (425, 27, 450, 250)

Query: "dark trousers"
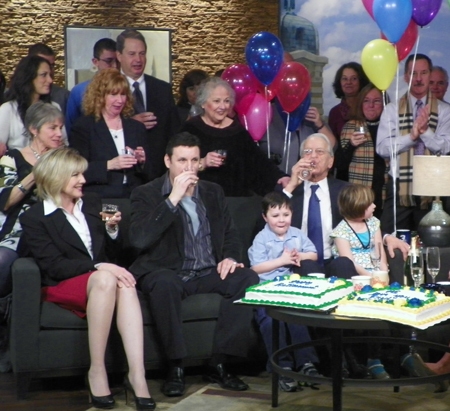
(139, 267, 259, 360)
(301, 256, 358, 280)
(380, 177, 429, 233)
(255, 308, 318, 372)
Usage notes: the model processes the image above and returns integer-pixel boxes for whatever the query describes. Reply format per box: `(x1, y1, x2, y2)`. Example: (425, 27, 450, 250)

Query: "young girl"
(331, 184, 388, 276)
(331, 184, 389, 380)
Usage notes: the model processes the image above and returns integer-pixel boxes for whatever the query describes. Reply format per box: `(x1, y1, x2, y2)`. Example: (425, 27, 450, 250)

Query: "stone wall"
(0, 0, 279, 98)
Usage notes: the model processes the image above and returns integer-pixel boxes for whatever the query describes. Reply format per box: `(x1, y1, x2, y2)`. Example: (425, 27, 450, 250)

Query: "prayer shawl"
(398, 92, 438, 207)
(340, 120, 388, 202)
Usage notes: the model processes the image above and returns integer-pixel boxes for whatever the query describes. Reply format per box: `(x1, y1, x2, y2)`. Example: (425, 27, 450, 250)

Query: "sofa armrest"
(10, 258, 42, 372)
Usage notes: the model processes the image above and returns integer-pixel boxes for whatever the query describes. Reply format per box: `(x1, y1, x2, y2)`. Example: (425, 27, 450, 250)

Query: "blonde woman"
(20, 148, 154, 410)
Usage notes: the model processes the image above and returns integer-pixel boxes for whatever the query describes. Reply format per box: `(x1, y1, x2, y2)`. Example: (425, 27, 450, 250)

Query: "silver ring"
(233, 262, 237, 265)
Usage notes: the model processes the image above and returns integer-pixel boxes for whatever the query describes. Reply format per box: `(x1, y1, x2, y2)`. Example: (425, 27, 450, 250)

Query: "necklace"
(344, 219, 371, 249)
(107, 116, 122, 138)
(29, 145, 41, 160)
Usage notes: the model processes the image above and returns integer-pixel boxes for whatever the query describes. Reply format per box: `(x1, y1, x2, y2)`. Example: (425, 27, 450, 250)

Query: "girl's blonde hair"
(338, 184, 375, 220)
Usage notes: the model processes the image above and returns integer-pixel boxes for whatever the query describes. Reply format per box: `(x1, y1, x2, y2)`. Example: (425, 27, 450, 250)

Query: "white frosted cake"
(335, 283, 450, 329)
(242, 276, 353, 311)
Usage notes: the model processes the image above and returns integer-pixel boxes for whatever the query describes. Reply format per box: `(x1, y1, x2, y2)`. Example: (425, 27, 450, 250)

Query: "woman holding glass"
(69, 68, 152, 198)
(334, 84, 388, 218)
(328, 62, 370, 142)
(182, 77, 289, 196)
(19, 148, 154, 410)
(0, 55, 67, 156)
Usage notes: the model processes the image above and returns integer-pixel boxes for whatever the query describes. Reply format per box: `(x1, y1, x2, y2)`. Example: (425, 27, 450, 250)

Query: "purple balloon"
(412, 0, 443, 27)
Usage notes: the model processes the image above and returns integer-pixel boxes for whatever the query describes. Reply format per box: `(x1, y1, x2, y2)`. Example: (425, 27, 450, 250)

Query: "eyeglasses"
(302, 148, 327, 156)
(363, 99, 383, 106)
(98, 58, 117, 66)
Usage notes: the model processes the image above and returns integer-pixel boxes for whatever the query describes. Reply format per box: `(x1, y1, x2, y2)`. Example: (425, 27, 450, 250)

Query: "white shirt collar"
(121, 71, 144, 87)
(43, 197, 84, 216)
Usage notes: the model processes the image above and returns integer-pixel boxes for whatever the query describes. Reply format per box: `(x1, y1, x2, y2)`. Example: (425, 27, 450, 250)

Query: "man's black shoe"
(203, 363, 249, 391)
(161, 366, 185, 397)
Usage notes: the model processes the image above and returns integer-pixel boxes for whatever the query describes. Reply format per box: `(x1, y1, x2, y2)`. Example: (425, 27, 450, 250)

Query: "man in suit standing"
(116, 29, 175, 178)
(129, 132, 259, 397)
(283, 133, 409, 278)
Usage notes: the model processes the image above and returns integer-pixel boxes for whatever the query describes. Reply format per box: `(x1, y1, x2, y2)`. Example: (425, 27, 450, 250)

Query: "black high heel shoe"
(85, 376, 115, 409)
(124, 375, 156, 410)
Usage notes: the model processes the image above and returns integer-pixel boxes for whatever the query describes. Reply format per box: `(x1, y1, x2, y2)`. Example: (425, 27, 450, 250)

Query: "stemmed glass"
(409, 250, 424, 288)
(426, 247, 440, 284)
(369, 240, 381, 270)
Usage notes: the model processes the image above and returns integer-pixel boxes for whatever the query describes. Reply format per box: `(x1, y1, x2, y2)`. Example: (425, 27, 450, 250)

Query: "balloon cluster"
(361, 0, 444, 91)
(221, 32, 311, 141)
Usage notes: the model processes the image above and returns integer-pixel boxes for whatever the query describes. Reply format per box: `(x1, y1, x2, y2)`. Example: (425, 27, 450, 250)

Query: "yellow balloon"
(361, 39, 398, 91)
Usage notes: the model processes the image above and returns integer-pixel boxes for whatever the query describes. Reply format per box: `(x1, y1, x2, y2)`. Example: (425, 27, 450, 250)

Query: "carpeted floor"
(86, 373, 450, 411)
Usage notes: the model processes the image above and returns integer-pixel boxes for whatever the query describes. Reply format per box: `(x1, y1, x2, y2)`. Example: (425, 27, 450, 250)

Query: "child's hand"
(280, 248, 301, 267)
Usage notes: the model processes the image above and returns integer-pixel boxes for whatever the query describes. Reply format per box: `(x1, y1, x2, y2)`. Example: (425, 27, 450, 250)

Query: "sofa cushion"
(40, 292, 225, 329)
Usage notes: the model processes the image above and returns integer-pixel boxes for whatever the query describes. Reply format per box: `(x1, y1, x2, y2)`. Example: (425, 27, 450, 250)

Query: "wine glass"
(370, 240, 381, 270)
(410, 250, 424, 288)
(426, 247, 440, 284)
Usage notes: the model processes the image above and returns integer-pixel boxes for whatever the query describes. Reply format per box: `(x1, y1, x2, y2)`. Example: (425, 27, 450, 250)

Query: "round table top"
(265, 305, 397, 330)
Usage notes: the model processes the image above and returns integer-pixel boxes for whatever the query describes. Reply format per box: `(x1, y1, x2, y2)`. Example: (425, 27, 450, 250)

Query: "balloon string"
(283, 115, 289, 173)
(265, 86, 271, 159)
(242, 114, 248, 131)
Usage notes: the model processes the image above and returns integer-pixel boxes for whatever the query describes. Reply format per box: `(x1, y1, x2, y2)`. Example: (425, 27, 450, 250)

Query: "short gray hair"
(432, 66, 449, 82)
(300, 133, 334, 157)
(195, 77, 235, 114)
(24, 101, 64, 139)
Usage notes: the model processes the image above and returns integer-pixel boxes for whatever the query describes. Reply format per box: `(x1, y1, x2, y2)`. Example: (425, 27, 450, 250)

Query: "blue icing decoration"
(390, 282, 402, 289)
(419, 288, 426, 293)
(408, 298, 423, 307)
(361, 285, 373, 292)
(274, 276, 284, 281)
(329, 276, 338, 283)
(409, 286, 416, 291)
(283, 275, 290, 280)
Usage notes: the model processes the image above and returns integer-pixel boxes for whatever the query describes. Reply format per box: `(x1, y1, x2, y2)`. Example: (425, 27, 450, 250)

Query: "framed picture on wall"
(64, 25, 172, 90)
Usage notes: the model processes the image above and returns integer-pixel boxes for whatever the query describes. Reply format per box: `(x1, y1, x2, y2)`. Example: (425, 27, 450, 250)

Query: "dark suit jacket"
(128, 175, 242, 281)
(142, 74, 176, 178)
(69, 115, 154, 198)
(291, 177, 350, 230)
(19, 193, 119, 286)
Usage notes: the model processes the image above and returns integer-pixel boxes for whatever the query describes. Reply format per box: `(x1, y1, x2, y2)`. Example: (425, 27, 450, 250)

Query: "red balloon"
(271, 62, 311, 113)
(238, 93, 273, 142)
(381, 19, 418, 61)
(256, 81, 277, 102)
(221, 64, 259, 115)
(362, 0, 375, 19)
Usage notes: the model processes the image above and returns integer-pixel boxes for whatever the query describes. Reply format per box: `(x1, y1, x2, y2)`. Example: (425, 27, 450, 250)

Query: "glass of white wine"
(410, 250, 424, 288)
(426, 247, 440, 284)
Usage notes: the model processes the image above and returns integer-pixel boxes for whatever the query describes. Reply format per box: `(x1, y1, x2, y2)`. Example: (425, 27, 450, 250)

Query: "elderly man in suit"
(282, 133, 409, 278)
(129, 132, 259, 397)
(116, 29, 175, 178)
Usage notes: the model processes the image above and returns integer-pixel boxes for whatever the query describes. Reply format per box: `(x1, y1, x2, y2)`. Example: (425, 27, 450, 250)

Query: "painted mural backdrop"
(280, 0, 450, 116)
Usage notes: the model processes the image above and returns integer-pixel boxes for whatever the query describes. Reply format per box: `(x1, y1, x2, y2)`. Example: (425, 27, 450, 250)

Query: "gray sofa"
(10, 196, 265, 399)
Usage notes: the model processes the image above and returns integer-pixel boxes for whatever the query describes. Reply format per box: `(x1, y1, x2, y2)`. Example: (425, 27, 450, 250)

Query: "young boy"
(248, 192, 321, 392)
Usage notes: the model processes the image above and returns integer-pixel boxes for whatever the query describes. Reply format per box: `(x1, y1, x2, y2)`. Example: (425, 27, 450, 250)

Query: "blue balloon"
(245, 32, 284, 86)
(373, 0, 413, 44)
(276, 92, 312, 132)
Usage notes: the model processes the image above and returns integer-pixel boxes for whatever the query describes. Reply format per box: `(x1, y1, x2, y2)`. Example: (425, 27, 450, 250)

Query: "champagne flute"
(426, 247, 440, 284)
(410, 250, 424, 288)
(370, 240, 381, 270)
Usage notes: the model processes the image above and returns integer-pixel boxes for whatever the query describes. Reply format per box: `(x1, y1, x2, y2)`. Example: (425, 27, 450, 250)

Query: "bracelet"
(16, 183, 28, 194)
(313, 122, 325, 133)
